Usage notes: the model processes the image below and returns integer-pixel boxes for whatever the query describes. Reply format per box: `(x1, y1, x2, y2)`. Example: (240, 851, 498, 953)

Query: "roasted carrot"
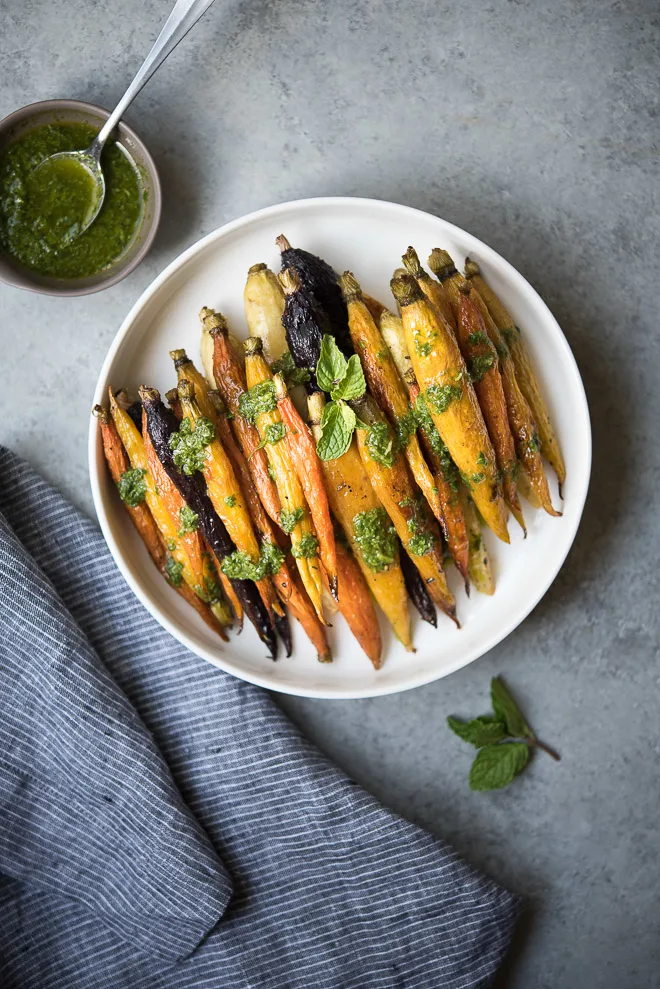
(402, 246, 458, 333)
(244, 337, 326, 623)
(362, 293, 388, 324)
(141, 411, 225, 607)
(517, 465, 541, 508)
(174, 378, 282, 622)
(455, 282, 526, 533)
(329, 541, 383, 669)
(351, 393, 458, 625)
(108, 389, 232, 630)
(140, 386, 279, 657)
(169, 348, 218, 422)
(308, 391, 412, 650)
(94, 404, 166, 570)
(399, 549, 436, 626)
(463, 492, 496, 596)
(164, 387, 243, 628)
(464, 256, 566, 493)
(391, 271, 510, 542)
(428, 249, 560, 517)
(405, 372, 470, 591)
(201, 306, 282, 525)
(273, 373, 337, 597)
(338, 271, 447, 530)
(244, 262, 287, 363)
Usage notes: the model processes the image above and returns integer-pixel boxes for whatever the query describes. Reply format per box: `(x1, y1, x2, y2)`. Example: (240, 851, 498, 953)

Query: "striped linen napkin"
(0, 447, 520, 988)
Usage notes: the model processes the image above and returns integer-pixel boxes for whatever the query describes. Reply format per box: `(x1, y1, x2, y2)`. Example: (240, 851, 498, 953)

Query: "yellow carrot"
(108, 388, 233, 628)
(202, 306, 282, 525)
(243, 337, 326, 623)
(352, 393, 458, 625)
(428, 249, 560, 517)
(464, 256, 566, 493)
(390, 271, 510, 543)
(338, 270, 447, 530)
(175, 378, 282, 621)
(308, 391, 413, 650)
(273, 373, 337, 597)
(402, 246, 458, 333)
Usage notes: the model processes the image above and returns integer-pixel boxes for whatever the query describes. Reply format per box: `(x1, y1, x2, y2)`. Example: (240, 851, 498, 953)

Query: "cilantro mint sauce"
(0, 122, 143, 278)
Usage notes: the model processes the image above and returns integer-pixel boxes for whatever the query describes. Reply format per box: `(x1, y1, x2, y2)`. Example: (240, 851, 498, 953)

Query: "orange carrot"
(201, 306, 282, 524)
(273, 373, 338, 598)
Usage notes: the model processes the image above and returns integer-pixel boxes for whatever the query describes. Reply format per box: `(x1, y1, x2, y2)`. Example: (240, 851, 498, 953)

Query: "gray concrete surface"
(1, 1, 659, 985)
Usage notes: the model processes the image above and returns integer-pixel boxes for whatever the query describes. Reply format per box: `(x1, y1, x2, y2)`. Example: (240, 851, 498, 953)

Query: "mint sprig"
(448, 676, 560, 791)
(315, 335, 366, 460)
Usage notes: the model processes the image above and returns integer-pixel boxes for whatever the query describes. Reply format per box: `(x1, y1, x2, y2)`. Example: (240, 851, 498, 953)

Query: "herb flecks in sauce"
(238, 380, 277, 423)
(177, 504, 199, 535)
(279, 507, 304, 534)
(352, 508, 397, 573)
(291, 532, 319, 559)
(365, 421, 396, 468)
(426, 382, 463, 414)
(165, 556, 184, 587)
(0, 123, 143, 278)
(169, 416, 215, 475)
(221, 540, 284, 581)
(117, 467, 147, 507)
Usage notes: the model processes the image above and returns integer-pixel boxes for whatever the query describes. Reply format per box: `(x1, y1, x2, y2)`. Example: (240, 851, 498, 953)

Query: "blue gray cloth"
(0, 447, 521, 988)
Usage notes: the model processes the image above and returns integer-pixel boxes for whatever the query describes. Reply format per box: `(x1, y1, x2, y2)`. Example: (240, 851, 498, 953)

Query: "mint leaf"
(316, 400, 356, 461)
(316, 335, 347, 394)
(331, 354, 366, 401)
(491, 677, 533, 738)
(447, 715, 507, 748)
(469, 742, 529, 791)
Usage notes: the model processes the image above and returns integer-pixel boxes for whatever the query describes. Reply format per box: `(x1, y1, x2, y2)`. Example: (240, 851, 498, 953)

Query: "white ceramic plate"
(89, 197, 590, 699)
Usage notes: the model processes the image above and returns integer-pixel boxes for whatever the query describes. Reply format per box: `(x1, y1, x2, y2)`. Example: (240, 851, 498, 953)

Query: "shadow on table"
(492, 905, 536, 989)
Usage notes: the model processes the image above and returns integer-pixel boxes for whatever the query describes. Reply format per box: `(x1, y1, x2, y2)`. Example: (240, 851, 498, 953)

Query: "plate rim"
(89, 195, 592, 699)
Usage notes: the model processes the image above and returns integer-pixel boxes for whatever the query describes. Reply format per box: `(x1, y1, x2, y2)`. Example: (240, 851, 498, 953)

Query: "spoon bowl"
(30, 147, 105, 244)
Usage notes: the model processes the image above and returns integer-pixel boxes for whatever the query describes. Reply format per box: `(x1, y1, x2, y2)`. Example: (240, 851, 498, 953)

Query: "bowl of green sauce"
(0, 99, 161, 295)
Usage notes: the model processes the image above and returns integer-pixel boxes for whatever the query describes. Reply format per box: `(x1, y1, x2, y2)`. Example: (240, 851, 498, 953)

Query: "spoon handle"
(92, 0, 217, 153)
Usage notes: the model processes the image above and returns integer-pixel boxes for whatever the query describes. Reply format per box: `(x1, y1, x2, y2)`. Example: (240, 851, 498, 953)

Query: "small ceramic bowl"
(0, 99, 161, 296)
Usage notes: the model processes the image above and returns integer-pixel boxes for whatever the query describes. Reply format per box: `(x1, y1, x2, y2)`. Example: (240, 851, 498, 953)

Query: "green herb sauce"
(352, 508, 397, 572)
(426, 383, 463, 415)
(270, 351, 311, 388)
(408, 531, 434, 556)
(413, 394, 460, 493)
(469, 353, 496, 382)
(259, 421, 286, 447)
(467, 332, 489, 346)
(291, 532, 319, 559)
(224, 494, 237, 508)
(365, 421, 396, 468)
(394, 408, 418, 449)
(528, 431, 541, 453)
(220, 540, 284, 581)
(178, 504, 199, 535)
(165, 555, 184, 587)
(279, 507, 304, 534)
(238, 380, 277, 423)
(169, 416, 215, 475)
(117, 467, 147, 507)
(0, 122, 143, 278)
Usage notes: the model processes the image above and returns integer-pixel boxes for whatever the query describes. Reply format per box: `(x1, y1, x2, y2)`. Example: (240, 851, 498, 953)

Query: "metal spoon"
(34, 0, 217, 242)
